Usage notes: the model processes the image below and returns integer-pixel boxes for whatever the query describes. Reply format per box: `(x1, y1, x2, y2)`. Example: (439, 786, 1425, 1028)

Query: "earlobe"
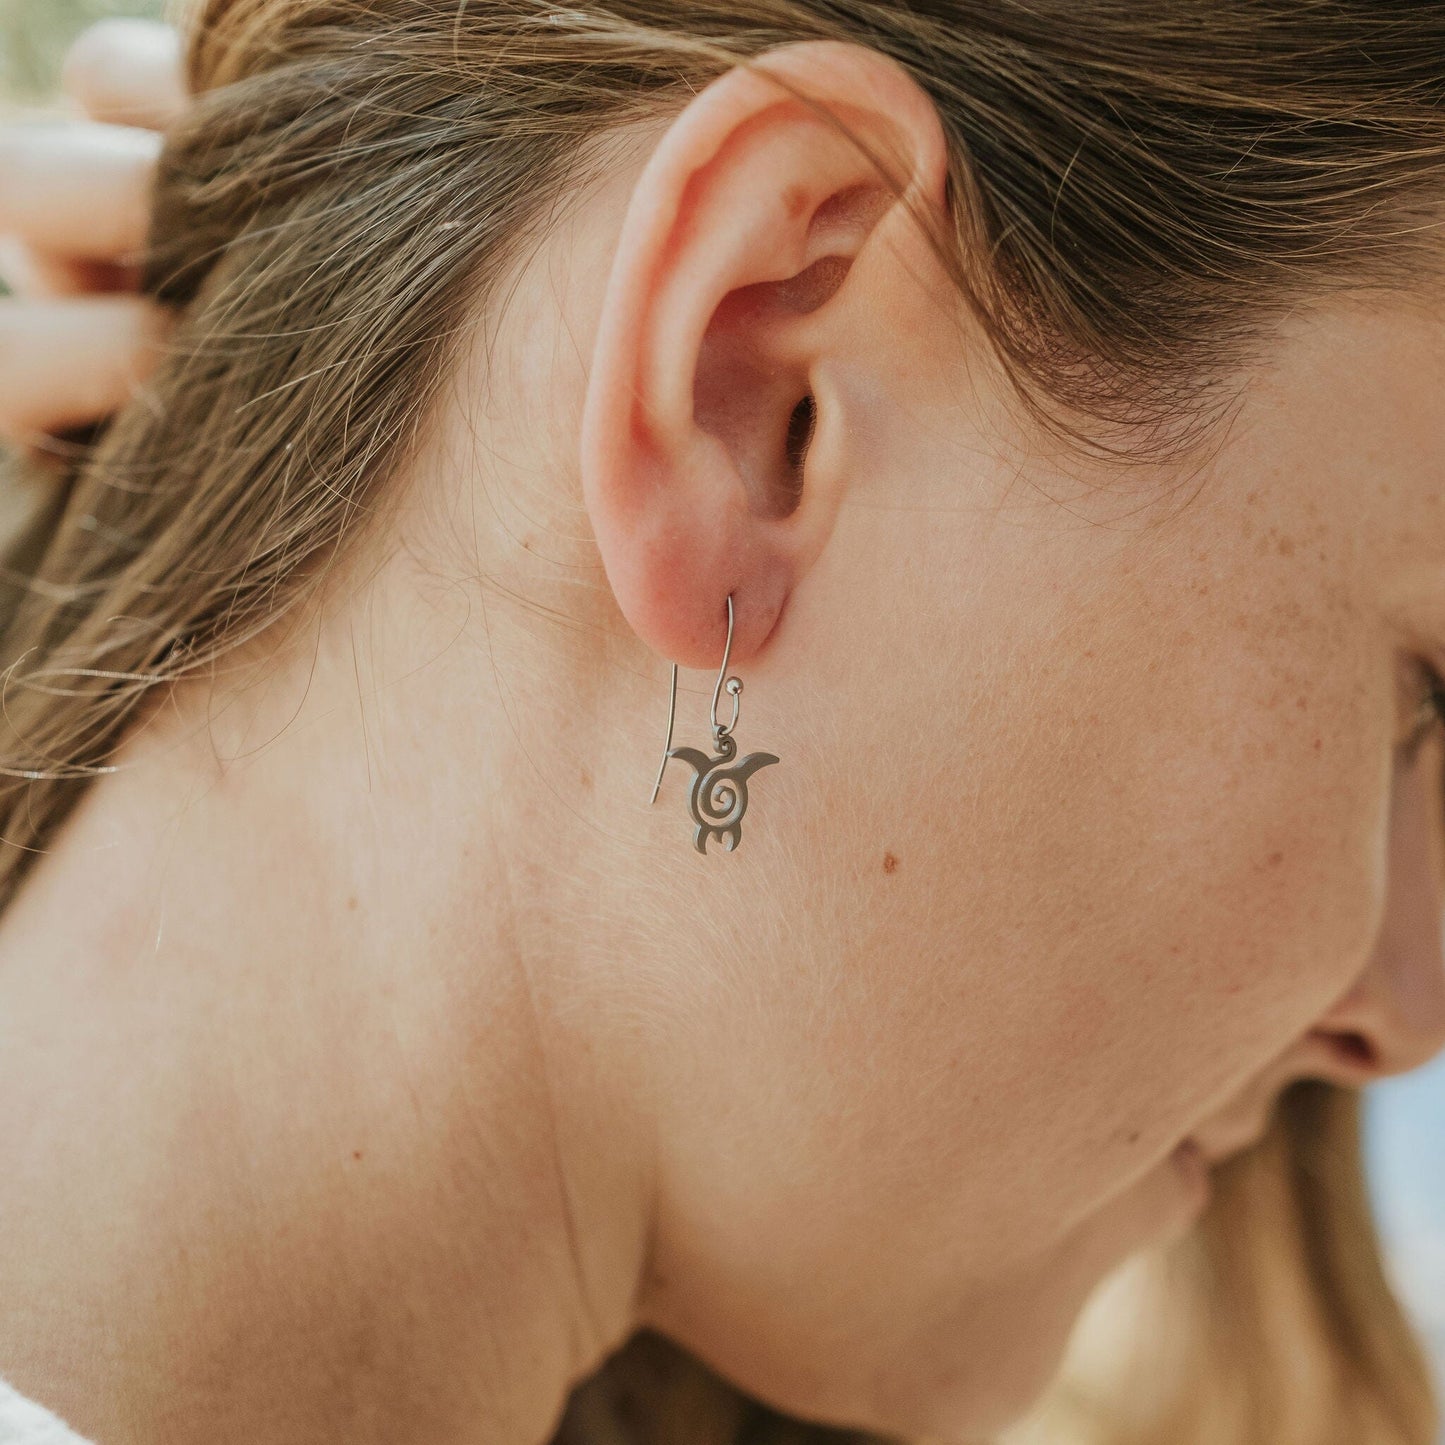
(579, 39, 950, 671)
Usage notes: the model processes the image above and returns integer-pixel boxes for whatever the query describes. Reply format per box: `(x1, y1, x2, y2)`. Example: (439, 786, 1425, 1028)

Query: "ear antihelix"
(648, 593, 779, 856)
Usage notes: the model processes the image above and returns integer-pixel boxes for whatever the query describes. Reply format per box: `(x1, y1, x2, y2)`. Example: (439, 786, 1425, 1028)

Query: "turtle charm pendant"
(665, 731, 780, 855)
(647, 594, 779, 856)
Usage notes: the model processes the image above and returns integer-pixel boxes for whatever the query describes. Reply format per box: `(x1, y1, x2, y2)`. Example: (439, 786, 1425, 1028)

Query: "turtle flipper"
(731, 751, 780, 783)
(666, 746, 714, 778)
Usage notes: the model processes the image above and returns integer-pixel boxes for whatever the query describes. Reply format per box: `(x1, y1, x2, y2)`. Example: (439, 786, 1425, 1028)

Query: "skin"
(0, 24, 1444, 1445)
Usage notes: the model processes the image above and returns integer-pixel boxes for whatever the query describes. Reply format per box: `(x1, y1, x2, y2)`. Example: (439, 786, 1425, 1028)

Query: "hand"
(0, 18, 187, 459)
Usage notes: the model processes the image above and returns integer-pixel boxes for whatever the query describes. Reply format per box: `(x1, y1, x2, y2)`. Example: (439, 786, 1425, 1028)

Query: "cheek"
(777, 500, 1391, 1251)
(999, 663, 1373, 1204)
(646, 431, 1395, 1428)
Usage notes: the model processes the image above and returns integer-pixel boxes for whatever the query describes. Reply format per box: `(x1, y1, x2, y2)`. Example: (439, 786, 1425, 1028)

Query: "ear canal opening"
(783, 394, 817, 478)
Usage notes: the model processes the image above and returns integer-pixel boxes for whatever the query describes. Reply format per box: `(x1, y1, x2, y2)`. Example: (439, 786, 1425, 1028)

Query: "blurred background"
(0, 0, 167, 107)
(1, 0, 1443, 1430)
(0, 0, 178, 538)
(1369, 1057, 1445, 1397)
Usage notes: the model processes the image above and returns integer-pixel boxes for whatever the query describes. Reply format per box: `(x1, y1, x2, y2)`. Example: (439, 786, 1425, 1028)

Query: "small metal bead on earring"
(647, 593, 779, 855)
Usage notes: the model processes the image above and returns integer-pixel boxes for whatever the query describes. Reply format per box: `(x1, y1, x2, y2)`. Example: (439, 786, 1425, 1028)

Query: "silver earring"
(648, 593, 779, 855)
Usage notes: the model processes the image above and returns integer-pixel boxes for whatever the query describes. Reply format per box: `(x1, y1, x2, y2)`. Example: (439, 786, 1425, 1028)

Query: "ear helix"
(647, 593, 779, 855)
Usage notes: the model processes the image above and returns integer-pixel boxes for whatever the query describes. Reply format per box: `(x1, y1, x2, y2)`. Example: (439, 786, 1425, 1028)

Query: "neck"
(0, 545, 657, 1443)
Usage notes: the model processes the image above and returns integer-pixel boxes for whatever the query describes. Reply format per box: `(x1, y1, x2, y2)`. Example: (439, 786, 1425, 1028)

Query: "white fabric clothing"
(0, 1379, 93, 1445)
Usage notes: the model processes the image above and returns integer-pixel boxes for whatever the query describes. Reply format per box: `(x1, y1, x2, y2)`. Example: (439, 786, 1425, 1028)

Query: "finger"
(0, 121, 160, 263)
(61, 19, 188, 132)
(0, 295, 171, 444)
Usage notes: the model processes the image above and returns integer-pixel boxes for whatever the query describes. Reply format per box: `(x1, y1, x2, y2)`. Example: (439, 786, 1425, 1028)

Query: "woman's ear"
(579, 39, 950, 670)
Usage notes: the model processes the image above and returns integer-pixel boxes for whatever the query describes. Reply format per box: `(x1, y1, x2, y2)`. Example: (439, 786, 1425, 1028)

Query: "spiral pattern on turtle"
(665, 732, 780, 855)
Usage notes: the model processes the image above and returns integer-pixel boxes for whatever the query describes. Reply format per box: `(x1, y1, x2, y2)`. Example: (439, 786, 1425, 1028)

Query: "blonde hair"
(2, 3, 1443, 1441)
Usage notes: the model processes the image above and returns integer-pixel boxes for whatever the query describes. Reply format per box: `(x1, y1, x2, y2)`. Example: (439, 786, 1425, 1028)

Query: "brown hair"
(2, 3, 1443, 1442)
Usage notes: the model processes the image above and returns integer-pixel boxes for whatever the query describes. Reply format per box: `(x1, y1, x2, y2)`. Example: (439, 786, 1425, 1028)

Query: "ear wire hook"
(648, 593, 741, 804)
(649, 660, 678, 806)
(710, 593, 742, 741)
